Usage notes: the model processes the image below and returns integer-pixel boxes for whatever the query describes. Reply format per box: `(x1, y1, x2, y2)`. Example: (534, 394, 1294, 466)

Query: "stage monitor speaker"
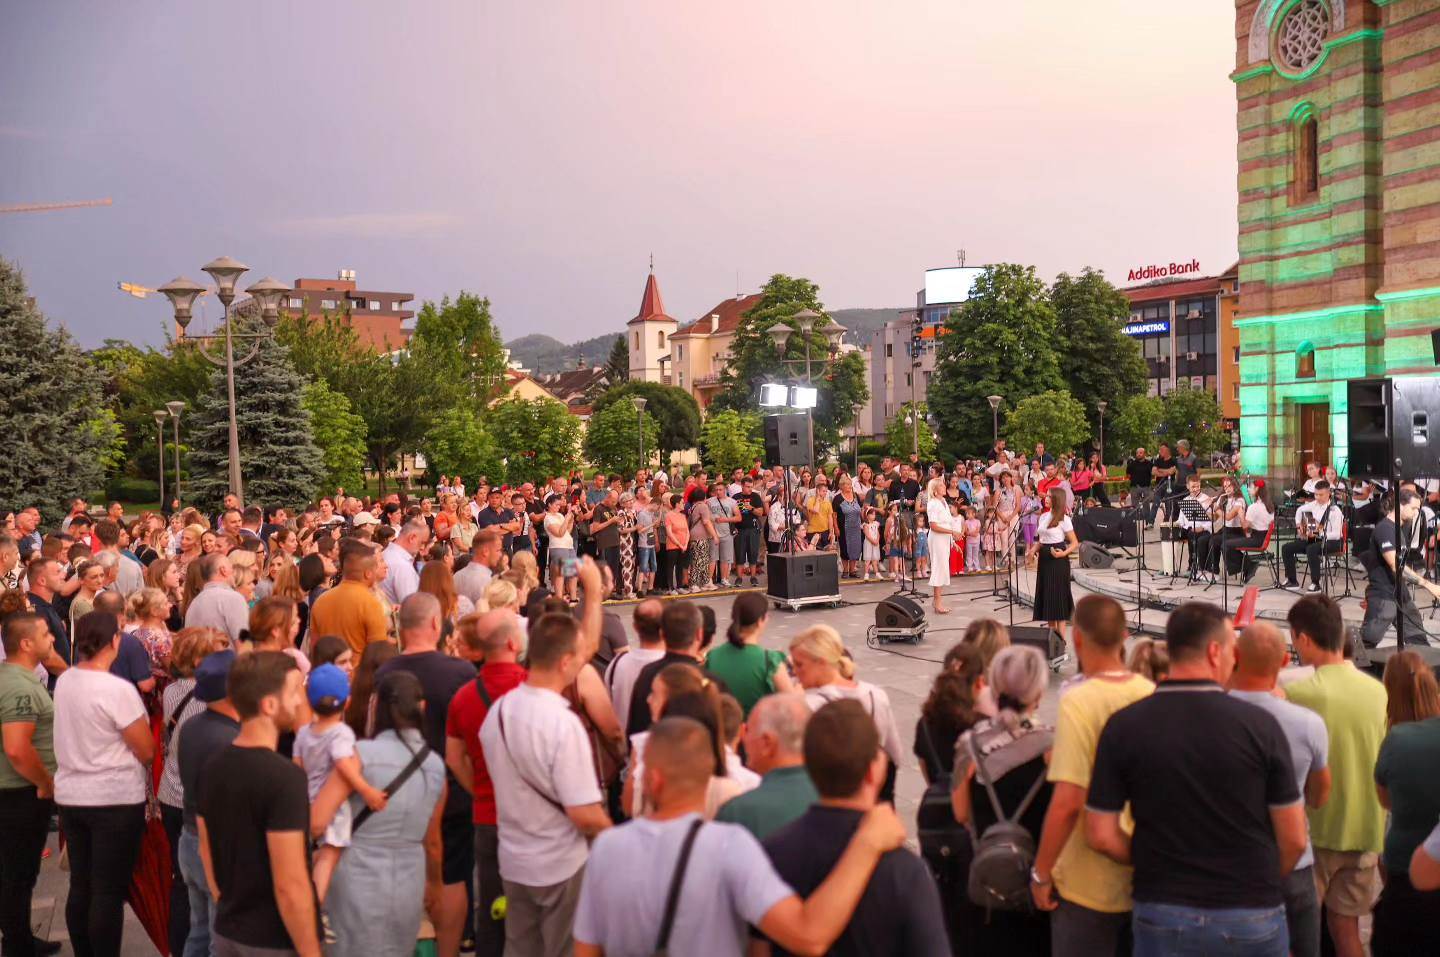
(1010, 625, 1066, 662)
(764, 413, 813, 468)
(875, 594, 926, 631)
(1079, 541, 1115, 569)
(1075, 508, 1137, 548)
(766, 552, 840, 601)
(1363, 644, 1440, 681)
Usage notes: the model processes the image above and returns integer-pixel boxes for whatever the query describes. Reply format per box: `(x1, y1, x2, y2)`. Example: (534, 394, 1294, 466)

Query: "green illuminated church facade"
(1234, 0, 1440, 480)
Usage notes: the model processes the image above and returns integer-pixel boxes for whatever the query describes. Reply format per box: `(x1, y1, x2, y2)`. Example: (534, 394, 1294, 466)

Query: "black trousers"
(161, 802, 188, 957)
(1282, 538, 1343, 585)
(0, 786, 53, 957)
(1360, 582, 1430, 648)
(1371, 871, 1440, 957)
(59, 802, 146, 957)
(1219, 530, 1265, 575)
(1188, 530, 1213, 572)
(601, 545, 621, 586)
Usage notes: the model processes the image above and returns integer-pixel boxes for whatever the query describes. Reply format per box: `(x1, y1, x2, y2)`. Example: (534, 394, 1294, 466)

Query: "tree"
(583, 400, 658, 475)
(184, 316, 326, 509)
(275, 311, 372, 405)
(885, 402, 937, 461)
(1051, 268, 1148, 423)
(422, 407, 505, 487)
(486, 396, 581, 486)
(1160, 384, 1227, 457)
(699, 410, 764, 475)
(591, 382, 701, 466)
(88, 337, 211, 483)
(0, 259, 114, 519)
(603, 336, 629, 387)
(302, 380, 368, 494)
(348, 351, 433, 495)
(1003, 390, 1090, 456)
(928, 264, 1063, 458)
(1109, 395, 1164, 461)
(407, 292, 509, 409)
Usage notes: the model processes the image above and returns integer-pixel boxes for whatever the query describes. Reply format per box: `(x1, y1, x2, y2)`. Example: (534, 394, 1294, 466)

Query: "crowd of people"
(1, 447, 1439, 956)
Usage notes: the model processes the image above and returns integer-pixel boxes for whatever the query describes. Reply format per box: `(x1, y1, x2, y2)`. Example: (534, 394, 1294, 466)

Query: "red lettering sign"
(1127, 259, 1202, 283)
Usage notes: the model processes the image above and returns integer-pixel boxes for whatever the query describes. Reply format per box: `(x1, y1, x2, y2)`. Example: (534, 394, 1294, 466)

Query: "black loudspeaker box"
(1364, 644, 1440, 680)
(1010, 625, 1066, 661)
(1347, 378, 1391, 481)
(1392, 376, 1440, 478)
(764, 414, 813, 468)
(1074, 508, 1138, 548)
(766, 552, 840, 601)
(1080, 541, 1115, 569)
(875, 594, 926, 631)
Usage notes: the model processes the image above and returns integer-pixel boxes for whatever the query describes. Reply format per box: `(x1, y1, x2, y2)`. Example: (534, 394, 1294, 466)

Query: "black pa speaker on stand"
(764, 414, 813, 468)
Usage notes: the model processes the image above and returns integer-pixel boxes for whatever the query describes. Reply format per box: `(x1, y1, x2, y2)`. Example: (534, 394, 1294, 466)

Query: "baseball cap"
(352, 511, 381, 527)
(307, 663, 351, 709)
(194, 650, 237, 702)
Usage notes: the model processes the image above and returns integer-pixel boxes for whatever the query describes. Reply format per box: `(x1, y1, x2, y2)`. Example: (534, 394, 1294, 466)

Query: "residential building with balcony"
(280, 270, 414, 352)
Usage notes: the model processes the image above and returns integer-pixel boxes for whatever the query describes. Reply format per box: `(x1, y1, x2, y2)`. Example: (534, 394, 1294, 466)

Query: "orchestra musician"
(1204, 475, 1247, 575)
(1173, 474, 1213, 575)
(1297, 461, 1322, 501)
(1281, 479, 1344, 591)
(1360, 487, 1440, 648)
(1220, 478, 1274, 583)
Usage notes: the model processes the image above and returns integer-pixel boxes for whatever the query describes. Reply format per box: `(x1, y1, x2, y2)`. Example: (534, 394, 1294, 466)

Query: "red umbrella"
(127, 716, 172, 955)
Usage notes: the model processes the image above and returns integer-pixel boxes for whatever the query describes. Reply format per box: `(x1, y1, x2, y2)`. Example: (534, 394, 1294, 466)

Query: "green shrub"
(105, 477, 160, 503)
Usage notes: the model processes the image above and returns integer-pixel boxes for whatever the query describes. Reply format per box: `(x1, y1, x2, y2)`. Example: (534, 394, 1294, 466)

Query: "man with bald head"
(715, 693, 818, 839)
(446, 608, 528, 956)
(1229, 622, 1331, 957)
(376, 592, 479, 957)
(602, 598, 665, 728)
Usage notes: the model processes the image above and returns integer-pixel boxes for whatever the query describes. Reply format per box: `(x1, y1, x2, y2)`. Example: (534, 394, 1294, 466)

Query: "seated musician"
(1296, 461, 1322, 502)
(1205, 475, 1247, 575)
(1174, 475, 1212, 574)
(1282, 480, 1344, 591)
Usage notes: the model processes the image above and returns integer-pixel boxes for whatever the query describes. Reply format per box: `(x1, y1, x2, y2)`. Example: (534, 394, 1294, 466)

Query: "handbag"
(653, 819, 704, 956)
(915, 721, 972, 880)
(563, 681, 623, 787)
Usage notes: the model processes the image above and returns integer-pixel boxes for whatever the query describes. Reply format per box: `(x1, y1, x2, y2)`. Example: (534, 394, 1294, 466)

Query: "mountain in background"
(506, 307, 908, 374)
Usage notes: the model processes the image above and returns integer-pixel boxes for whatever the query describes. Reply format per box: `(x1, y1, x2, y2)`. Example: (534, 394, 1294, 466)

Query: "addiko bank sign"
(1127, 259, 1201, 282)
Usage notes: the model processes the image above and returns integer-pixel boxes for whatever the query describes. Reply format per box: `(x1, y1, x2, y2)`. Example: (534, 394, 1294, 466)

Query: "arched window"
(658, 330, 666, 348)
(1296, 341, 1316, 379)
(634, 331, 640, 351)
(1292, 106, 1319, 203)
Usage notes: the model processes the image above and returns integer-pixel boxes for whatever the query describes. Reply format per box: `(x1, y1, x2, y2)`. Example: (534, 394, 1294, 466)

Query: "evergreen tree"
(0, 259, 112, 520)
(603, 336, 629, 387)
(185, 316, 325, 509)
(928, 264, 1063, 458)
(1051, 268, 1147, 423)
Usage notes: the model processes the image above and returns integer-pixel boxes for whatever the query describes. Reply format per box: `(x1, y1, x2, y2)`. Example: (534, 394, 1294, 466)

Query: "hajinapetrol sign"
(1122, 320, 1169, 337)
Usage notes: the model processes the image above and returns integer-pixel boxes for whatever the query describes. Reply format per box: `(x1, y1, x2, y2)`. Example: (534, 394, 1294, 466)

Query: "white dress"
(926, 497, 953, 587)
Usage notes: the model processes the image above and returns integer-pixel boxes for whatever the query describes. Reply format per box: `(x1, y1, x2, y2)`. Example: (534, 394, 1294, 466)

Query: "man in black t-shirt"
(734, 476, 767, 586)
(197, 651, 319, 956)
(762, 700, 947, 956)
(1086, 602, 1306, 955)
(1125, 448, 1154, 517)
(1360, 488, 1440, 647)
(626, 601, 721, 738)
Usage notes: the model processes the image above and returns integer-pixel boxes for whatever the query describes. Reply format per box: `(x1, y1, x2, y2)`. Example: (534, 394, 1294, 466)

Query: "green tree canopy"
(885, 401, 937, 461)
(487, 396, 581, 486)
(407, 292, 509, 410)
(1109, 395, 1164, 461)
(1051, 268, 1147, 423)
(302, 380, 368, 495)
(1003, 390, 1090, 457)
(1159, 384, 1227, 457)
(87, 337, 212, 483)
(699, 410, 764, 475)
(0, 259, 114, 519)
(591, 381, 701, 466)
(422, 406, 505, 488)
(583, 400, 658, 475)
(928, 264, 1063, 458)
(184, 317, 325, 509)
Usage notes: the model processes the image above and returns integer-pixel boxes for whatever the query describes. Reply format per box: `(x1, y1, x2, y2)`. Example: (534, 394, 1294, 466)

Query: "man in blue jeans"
(1085, 602, 1308, 956)
(175, 650, 239, 957)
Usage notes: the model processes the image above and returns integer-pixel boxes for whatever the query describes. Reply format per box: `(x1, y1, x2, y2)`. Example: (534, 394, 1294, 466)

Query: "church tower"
(626, 263, 678, 384)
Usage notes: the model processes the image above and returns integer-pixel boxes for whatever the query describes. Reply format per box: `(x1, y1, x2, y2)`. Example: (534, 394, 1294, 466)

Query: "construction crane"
(117, 281, 212, 301)
(0, 198, 113, 215)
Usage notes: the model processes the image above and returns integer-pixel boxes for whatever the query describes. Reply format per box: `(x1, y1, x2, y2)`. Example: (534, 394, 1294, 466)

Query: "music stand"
(1178, 499, 1211, 583)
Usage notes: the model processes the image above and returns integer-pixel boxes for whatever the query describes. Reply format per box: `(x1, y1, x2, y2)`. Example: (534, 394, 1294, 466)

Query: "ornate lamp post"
(1097, 400, 1108, 462)
(158, 260, 289, 508)
(166, 401, 185, 507)
(987, 394, 1003, 449)
(631, 396, 648, 471)
(151, 411, 169, 508)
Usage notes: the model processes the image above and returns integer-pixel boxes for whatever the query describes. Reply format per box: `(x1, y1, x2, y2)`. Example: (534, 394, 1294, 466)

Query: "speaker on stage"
(1074, 508, 1138, 548)
(875, 595, 925, 631)
(766, 551, 840, 606)
(764, 414, 813, 468)
(1079, 541, 1115, 570)
(1010, 625, 1066, 662)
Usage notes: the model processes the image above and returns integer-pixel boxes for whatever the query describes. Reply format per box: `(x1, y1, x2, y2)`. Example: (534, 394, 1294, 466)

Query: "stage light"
(790, 386, 819, 409)
(759, 383, 790, 408)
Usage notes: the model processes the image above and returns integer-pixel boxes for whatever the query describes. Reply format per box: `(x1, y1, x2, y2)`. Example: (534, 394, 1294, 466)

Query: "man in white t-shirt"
(380, 518, 429, 606)
(603, 600, 665, 728)
(573, 715, 905, 957)
(479, 607, 612, 957)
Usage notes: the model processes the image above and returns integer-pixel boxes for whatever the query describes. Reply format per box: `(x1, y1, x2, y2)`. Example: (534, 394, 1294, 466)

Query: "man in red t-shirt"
(445, 609, 528, 953)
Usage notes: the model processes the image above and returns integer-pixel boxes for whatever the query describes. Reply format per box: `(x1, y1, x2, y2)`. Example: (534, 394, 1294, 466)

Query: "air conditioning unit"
(1186, 351, 1199, 361)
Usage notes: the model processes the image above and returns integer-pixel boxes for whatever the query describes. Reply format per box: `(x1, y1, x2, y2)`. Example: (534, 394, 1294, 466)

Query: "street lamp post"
(158, 260, 289, 508)
(631, 396, 648, 472)
(166, 401, 185, 507)
(1097, 400, 1108, 463)
(987, 394, 1003, 449)
(152, 411, 168, 509)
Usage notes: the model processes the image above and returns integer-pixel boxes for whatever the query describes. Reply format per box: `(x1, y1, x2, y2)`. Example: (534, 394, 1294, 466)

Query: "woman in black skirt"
(1027, 487, 1079, 646)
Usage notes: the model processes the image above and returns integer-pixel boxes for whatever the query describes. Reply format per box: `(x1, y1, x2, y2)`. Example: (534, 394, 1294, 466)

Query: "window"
(1233, 347, 1241, 364)
(678, 372, 685, 388)
(1292, 108, 1320, 203)
(677, 345, 684, 360)
(1233, 383, 1240, 400)
(905, 373, 912, 387)
(658, 331, 666, 348)
(885, 343, 893, 357)
(320, 299, 337, 310)
(924, 370, 933, 388)
(1296, 341, 1316, 379)
(288, 297, 303, 309)
(634, 331, 640, 351)
(393, 300, 402, 311)
(367, 300, 381, 310)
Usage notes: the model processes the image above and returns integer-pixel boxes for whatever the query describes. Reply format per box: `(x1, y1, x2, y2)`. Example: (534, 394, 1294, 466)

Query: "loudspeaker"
(1363, 644, 1440, 680)
(1348, 378, 1392, 481)
(1348, 376, 1440, 479)
(766, 552, 840, 602)
(1079, 541, 1115, 569)
(875, 594, 926, 631)
(1392, 376, 1440, 478)
(764, 414, 813, 468)
(1432, 328, 1440, 365)
(1010, 625, 1066, 661)
(1074, 508, 1139, 548)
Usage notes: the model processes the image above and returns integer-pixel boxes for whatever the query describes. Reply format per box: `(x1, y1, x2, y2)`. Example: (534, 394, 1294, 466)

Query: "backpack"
(915, 721, 972, 882)
(965, 733, 1048, 912)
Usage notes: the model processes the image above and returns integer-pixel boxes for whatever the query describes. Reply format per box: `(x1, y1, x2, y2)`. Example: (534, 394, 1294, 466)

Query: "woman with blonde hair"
(231, 564, 258, 605)
(145, 558, 185, 631)
(788, 624, 903, 798)
(450, 498, 479, 552)
(482, 577, 520, 615)
(246, 596, 310, 673)
(508, 549, 539, 590)
(125, 587, 175, 677)
(499, 568, 533, 611)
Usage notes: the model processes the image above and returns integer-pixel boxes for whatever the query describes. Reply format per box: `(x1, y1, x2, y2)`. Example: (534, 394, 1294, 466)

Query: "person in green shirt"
(0, 612, 61, 957)
(1283, 594, 1386, 957)
(714, 693, 816, 840)
(704, 592, 794, 716)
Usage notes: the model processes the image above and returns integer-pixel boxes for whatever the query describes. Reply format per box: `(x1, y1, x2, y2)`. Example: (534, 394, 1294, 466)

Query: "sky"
(0, 1, 1239, 348)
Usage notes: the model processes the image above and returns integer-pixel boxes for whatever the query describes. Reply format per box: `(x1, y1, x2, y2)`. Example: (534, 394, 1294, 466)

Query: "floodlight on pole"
(790, 386, 819, 410)
(759, 383, 790, 408)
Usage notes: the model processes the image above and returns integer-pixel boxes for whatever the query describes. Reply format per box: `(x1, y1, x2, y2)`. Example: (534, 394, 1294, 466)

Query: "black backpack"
(915, 721, 972, 881)
(965, 733, 1048, 913)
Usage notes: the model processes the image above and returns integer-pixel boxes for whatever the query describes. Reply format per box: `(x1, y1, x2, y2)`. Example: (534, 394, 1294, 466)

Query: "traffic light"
(910, 315, 923, 360)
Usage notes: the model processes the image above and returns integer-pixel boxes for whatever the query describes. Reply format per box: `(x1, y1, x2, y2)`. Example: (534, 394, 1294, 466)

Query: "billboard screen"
(924, 267, 984, 306)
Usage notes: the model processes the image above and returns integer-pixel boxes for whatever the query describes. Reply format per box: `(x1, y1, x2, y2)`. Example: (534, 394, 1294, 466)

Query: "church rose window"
(1277, 0, 1329, 72)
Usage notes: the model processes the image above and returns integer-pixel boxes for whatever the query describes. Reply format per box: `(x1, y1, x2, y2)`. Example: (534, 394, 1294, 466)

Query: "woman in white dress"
(925, 478, 957, 614)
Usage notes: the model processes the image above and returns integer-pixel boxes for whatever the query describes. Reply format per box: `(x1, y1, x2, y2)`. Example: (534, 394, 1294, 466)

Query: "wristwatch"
(1029, 867, 1052, 886)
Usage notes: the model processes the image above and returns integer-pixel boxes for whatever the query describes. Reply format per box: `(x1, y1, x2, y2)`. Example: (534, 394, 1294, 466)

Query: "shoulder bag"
(652, 819, 704, 956)
(351, 741, 433, 833)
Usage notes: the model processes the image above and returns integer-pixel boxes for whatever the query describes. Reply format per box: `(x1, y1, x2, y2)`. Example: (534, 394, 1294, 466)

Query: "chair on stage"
(1232, 526, 1279, 588)
(1318, 523, 1350, 596)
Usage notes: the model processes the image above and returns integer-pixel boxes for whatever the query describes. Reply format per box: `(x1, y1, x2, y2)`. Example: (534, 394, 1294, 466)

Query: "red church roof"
(627, 270, 675, 325)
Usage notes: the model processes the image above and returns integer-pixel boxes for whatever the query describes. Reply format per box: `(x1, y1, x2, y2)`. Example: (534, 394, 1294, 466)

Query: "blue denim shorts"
(547, 546, 576, 577)
(636, 547, 656, 573)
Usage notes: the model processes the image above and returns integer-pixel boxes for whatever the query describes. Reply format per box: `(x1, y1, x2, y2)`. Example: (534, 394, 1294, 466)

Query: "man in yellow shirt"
(1031, 595, 1154, 956)
(309, 544, 391, 657)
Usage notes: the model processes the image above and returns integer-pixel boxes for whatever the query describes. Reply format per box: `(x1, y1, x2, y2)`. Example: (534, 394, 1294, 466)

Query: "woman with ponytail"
(951, 644, 1053, 956)
(703, 591, 795, 716)
(246, 596, 311, 674)
(788, 624, 904, 800)
(311, 671, 446, 957)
